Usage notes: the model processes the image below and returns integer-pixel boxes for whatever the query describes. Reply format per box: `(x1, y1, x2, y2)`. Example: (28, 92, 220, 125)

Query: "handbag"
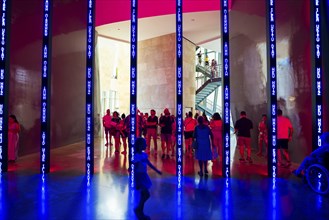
(192, 140, 198, 149)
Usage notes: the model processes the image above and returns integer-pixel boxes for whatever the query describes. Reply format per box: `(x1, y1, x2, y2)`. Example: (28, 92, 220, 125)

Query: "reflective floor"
(2, 137, 329, 220)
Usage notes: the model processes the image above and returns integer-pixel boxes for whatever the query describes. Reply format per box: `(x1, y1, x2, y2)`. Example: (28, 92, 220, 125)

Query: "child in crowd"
(133, 137, 162, 219)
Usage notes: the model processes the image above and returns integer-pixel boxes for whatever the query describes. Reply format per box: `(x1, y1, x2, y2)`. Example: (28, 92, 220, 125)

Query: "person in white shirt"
(277, 109, 293, 167)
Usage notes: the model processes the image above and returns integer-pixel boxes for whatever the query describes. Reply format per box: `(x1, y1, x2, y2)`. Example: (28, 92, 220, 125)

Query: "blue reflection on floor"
(1, 171, 329, 220)
(2, 137, 329, 220)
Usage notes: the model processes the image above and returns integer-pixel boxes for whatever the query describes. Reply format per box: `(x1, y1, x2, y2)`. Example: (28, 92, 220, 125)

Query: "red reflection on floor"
(6, 137, 297, 178)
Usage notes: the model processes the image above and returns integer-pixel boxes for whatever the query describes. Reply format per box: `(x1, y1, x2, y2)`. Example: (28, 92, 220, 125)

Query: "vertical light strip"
(176, 0, 183, 189)
(40, 0, 52, 174)
(176, 1, 183, 219)
(0, 0, 10, 173)
(86, 0, 95, 178)
(221, 0, 230, 178)
(130, 0, 138, 188)
(312, 0, 323, 150)
(223, 179, 231, 219)
(266, 0, 277, 178)
(39, 175, 47, 217)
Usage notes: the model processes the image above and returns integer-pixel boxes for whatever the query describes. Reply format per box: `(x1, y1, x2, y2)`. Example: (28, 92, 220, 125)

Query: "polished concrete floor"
(2, 137, 329, 220)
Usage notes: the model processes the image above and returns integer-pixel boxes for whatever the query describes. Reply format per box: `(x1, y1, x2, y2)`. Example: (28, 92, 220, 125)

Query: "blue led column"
(130, 0, 138, 188)
(0, 0, 11, 173)
(311, 0, 323, 151)
(266, 0, 277, 178)
(40, 0, 52, 174)
(86, 0, 95, 177)
(176, 1, 183, 218)
(221, 0, 230, 178)
(176, 0, 183, 189)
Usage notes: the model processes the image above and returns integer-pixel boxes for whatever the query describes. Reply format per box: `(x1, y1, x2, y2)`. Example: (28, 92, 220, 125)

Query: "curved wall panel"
(10, 0, 87, 156)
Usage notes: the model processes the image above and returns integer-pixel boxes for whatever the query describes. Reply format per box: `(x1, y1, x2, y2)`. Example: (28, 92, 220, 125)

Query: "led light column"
(0, 0, 10, 173)
(86, 0, 95, 177)
(176, 1, 183, 218)
(311, 0, 323, 150)
(176, 0, 183, 189)
(266, 0, 277, 178)
(221, 0, 230, 178)
(40, 0, 52, 174)
(130, 0, 138, 188)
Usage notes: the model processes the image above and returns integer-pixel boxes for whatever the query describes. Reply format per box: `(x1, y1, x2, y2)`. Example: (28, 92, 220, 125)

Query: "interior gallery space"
(1, 0, 329, 219)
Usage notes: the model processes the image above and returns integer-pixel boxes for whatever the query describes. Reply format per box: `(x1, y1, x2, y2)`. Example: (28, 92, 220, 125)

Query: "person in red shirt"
(277, 109, 293, 167)
(210, 112, 223, 160)
(8, 115, 21, 162)
(102, 109, 112, 147)
(184, 111, 197, 157)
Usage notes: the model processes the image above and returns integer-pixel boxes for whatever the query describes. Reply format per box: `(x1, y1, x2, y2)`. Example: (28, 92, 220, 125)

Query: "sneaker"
(239, 158, 245, 162)
(246, 157, 253, 163)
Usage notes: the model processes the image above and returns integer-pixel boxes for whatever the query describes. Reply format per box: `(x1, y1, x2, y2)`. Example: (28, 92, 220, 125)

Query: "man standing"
(159, 108, 174, 159)
(102, 109, 112, 146)
(277, 109, 293, 167)
(234, 111, 253, 163)
(146, 109, 158, 154)
(184, 111, 197, 157)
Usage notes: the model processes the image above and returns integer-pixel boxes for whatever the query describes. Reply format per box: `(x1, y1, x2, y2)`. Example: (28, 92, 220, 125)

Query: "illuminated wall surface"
(9, 0, 87, 156)
(5, 0, 329, 168)
(229, 0, 327, 162)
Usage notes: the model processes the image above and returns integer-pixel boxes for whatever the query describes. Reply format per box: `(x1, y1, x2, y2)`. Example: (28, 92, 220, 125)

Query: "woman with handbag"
(194, 116, 213, 177)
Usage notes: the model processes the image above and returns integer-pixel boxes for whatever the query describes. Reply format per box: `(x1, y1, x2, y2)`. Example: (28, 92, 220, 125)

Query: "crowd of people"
(102, 108, 225, 176)
(234, 109, 294, 167)
(102, 107, 297, 172)
(197, 51, 219, 79)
